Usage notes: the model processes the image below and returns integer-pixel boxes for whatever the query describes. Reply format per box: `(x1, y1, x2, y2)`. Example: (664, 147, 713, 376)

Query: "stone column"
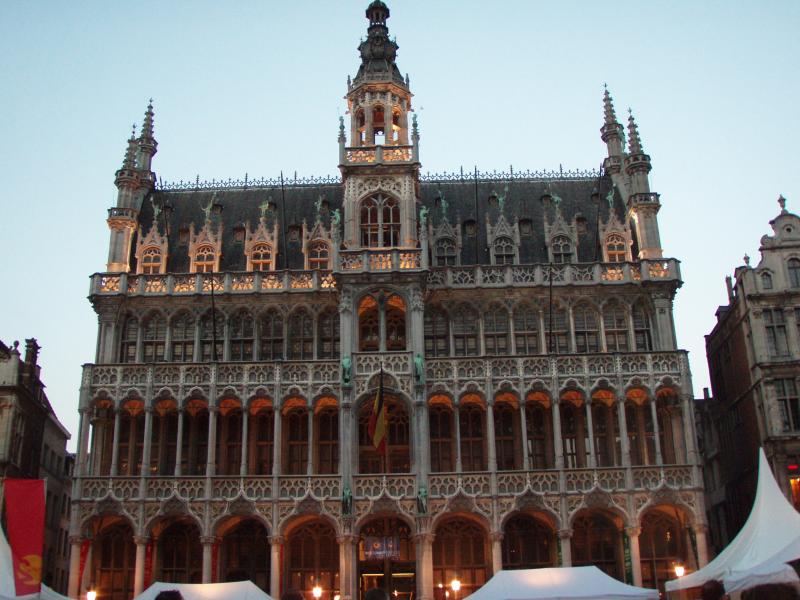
(649, 399, 663, 465)
(558, 529, 572, 567)
(337, 534, 356, 600)
(269, 536, 284, 600)
(552, 401, 564, 469)
(201, 536, 216, 583)
(206, 407, 218, 478)
(454, 404, 463, 473)
(67, 536, 83, 599)
(240, 405, 250, 476)
(486, 402, 497, 473)
(520, 401, 530, 471)
(384, 98, 393, 144)
(110, 409, 122, 476)
(626, 527, 643, 587)
(273, 405, 282, 477)
(490, 531, 503, 574)
(693, 524, 710, 567)
(307, 406, 315, 475)
(133, 536, 149, 596)
(617, 399, 631, 466)
(365, 103, 375, 146)
(140, 407, 154, 478)
(76, 406, 91, 478)
(415, 532, 434, 600)
(175, 409, 184, 476)
(652, 295, 677, 350)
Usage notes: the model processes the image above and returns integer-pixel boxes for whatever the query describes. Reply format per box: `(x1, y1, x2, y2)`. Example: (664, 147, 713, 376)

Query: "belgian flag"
(368, 365, 387, 455)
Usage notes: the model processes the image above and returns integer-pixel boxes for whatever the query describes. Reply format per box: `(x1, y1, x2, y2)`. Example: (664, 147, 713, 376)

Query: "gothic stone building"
(703, 197, 800, 550)
(68, 3, 708, 599)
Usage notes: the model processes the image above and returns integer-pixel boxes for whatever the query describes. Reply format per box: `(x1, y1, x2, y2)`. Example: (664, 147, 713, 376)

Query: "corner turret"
(600, 85, 624, 174)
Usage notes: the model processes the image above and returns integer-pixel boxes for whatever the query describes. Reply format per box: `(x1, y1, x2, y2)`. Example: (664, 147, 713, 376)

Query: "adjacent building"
(68, 3, 708, 599)
(0, 338, 74, 594)
(703, 196, 800, 549)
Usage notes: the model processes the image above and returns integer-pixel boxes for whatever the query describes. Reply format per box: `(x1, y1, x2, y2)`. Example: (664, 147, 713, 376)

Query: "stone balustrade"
(343, 145, 414, 165)
(338, 248, 422, 273)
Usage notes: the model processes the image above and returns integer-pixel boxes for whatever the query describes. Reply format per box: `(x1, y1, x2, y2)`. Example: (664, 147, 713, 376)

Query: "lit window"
(606, 234, 627, 263)
(194, 245, 215, 273)
(308, 240, 329, 270)
(141, 247, 162, 274)
(552, 235, 573, 264)
(251, 243, 272, 271)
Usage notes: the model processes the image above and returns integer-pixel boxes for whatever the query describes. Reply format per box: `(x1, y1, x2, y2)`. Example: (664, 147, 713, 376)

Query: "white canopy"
(463, 566, 659, 600)
(0, 522, 70, 600)
(134, 581, 274, 600)
(666, 448, 800, 593)
(724, 555, 800, 594)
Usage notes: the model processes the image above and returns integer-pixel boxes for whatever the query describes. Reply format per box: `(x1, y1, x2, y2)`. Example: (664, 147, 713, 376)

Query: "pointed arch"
(170, 310, 196, 362)
(229, 309, 254, 361)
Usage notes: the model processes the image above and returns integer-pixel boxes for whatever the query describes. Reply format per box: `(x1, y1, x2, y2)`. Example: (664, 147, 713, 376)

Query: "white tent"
(725, 555, 799, 594)
(665, 448, 800, 594)
(463, 566, 659, 600)
(134, 580, 274, 600)
(0, 521, 70, 600)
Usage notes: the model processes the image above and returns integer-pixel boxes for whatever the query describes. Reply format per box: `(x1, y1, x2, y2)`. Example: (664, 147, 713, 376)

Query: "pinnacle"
(121, 125, 137, 169)
(603, 84, 618, 125)
(140, 99, 155, 140)
(778, 194, 787, 213)
(627, 109, 644, 154)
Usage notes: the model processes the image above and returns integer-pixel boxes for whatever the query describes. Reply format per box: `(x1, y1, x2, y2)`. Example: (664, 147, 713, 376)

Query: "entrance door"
(358, 517, 416, 600)
(359, 564, 415, 600)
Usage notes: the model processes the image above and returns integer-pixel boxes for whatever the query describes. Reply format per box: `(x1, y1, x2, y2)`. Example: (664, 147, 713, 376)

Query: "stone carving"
(341, 356, 352, 386)
(416, 486, 428, 514)
(414, 354, 425, 385)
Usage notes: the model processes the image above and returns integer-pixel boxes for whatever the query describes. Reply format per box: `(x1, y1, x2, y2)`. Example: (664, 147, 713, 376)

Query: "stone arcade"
(68, 2, 708, 599)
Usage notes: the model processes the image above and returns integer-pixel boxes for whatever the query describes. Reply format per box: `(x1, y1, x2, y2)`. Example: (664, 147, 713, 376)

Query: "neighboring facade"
(704, 196, 800, 548)
(69, 3, 708, 600)
(0, 338, 74, 594)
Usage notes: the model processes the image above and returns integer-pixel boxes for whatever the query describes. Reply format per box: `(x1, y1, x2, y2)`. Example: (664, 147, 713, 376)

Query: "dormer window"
(435, 238, 457, 266)
(194, 245, 216, 273)
(605, 234, 627, 263)
(360, 194, 400, 248)
(308, 240, 330, 270)
(494, 236, 515, 265)
(552, 235, 573, 264)
(140, 247, 163, 274)
(251, 243, 273, 271)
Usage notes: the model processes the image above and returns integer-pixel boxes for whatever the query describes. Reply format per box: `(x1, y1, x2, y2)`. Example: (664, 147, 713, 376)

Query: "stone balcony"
(338, 248, 423, 273)
(77, 465, 696, 503)
(342, 144, 415, 166)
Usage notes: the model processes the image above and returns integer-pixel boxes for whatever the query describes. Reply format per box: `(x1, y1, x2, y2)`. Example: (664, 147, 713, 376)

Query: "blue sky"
(1, 1, 798, 448)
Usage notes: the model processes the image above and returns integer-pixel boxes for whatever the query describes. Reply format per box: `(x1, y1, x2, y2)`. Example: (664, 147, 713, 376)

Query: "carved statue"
(201, 198, 214, 223)
(416, 486, 428, 514)
(331, 208, 342, 228)
(440, 192, 448, 218)
(342, 485, 353, 515)
(419, 205, 428, 227)
(341, 355, 352, 386)
(606, 188, 615, 209)
(151, 197, 162, 223)
(414, 353, 425, 385)
(551, 193, 563, 207)
(498, 185, 509, 214)
(315, 195, 325, 222)
(259, 197, 272, 221)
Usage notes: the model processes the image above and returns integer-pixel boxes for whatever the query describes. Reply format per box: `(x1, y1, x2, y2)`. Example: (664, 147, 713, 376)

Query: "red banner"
(4, 479, 45, 595)
(78, 539, 91, 589)
(144, 539, 154, 588)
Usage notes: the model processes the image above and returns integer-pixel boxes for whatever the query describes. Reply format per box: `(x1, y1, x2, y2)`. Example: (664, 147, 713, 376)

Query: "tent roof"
(134, 581, 274, 600)
(463, 566, 658, 600)
(666, 448, 800, 592)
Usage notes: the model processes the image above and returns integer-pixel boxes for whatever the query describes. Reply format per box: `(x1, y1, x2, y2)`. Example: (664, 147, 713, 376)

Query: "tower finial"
(603, 85, 618, 126)
(136, 99, 158, 174)
(779, 194, 787, 213)
(122, 124, 137, 169)
(140, 98, 155, 141)
(627, 109, 644, 154)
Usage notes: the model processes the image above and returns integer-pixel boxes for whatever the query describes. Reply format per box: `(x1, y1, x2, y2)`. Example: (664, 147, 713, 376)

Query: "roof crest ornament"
(779, 194, 787, 214)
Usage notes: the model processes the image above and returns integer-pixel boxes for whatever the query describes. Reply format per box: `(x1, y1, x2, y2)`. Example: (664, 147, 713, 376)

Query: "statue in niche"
(315, 194, 325, 222)
(497, 185, 509, 214)
(416, 486, 428, 514)
(201, 198, 214, 223)
(341, 355, 352, 386)
(259, 197, 272, 221)
(419, 205, 428, 227)
(342, 485, 353, 515)
(331, 208, 341, 228)
(414, 353, 425, 385)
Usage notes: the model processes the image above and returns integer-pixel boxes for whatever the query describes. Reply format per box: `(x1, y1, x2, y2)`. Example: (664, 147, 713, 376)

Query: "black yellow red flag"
(368, 366, 387, 455)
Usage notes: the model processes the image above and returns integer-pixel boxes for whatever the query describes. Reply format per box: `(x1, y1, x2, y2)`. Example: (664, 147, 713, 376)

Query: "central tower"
(339, 0, 420, 250)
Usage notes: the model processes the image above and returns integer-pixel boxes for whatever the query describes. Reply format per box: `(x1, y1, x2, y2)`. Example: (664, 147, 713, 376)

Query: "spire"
(603, 84, 618, 125)
(140, 98, 155, 141)
(136, 99, 158, 174)
(352, 1, 406, 88)
(122, 124, 137, 170)
(600, 84, 624, 169)
(627, 108, 644, 154)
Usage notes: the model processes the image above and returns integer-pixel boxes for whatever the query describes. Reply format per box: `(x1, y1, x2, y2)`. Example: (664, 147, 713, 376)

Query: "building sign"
(364, 536, 400, 560)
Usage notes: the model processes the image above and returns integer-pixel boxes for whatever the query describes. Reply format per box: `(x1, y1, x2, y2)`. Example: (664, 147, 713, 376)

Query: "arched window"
(287, 521, 339, 597)
(525, 401, 553, 469)
(151, 402, 179, 475)
(640, 512, 685, 594)
(560, 401, 588, 469)
(358, 395, 410, 474)
(494, 236, 515, 265)
(657, 393, 678, 464)
(514, 304, 540, 354)
(158, 521, 202, 583)
(220, 520, 269, 589)
(259, 310, 284, 360)
(142, 313, 167, 362)
(605, 234, 627, 263)
(317, 309, 340, 359)
(632, 302, 653, 351)
(789, 258, 800, 288)
(573, 304, 599, 354)
(544, 306, 569, 354)
(460, 403, 486, 471)
(435, 238, 457, 266)
(385, 294, 407, 351)
(118, 404, 145, 476)
(119, 315, 138, 363)
(360, 194, 400, 247)
(91, 524, 135, 600)
(251, 243, 272, 271)
(761, 272, 773, 290)
(283, 407, 308, 475)
(502, 515, 555, 569)
(552, 235, 573, 264)
(288, 310, 313, 360)
(626, 396, 656, 466)
(359, 295, 380, 352)
(453, 305, 479, 356)
(433, 520, 488, 598)
(572, 513, 621, 579)
(316, 406, 339, 474)
(308, 240, 330, 270)
(194, 244, 216, 273)
(141, 247, 163, 274)
(429, 404, 454, 472)
(424, 307, 450, 357)
(494, 402, 521, 470)
(484, 305, 510, 355)
(170, 311, 195, 362)
(216, 404, 242, 476)
(250, 405, 274, 475)
(592, 400, 620, 467)
(359, 292, 406, 352)
(229, 311, 254, 361)
(199, 311, 224, 362)
(181, 402, 209, 476)
(603, 302, 629, 352)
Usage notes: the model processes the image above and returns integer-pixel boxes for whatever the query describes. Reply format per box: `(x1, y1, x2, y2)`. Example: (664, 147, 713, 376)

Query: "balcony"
(342, 144, 414, 166)
(337, 248, 422, 273)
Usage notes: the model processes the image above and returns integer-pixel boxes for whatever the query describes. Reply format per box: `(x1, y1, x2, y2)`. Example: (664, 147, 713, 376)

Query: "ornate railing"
(344, 145, 414, 165)
(91, 270, 336, 297)
(426, 259, 680, 289)
(338, 248, 422, 273)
